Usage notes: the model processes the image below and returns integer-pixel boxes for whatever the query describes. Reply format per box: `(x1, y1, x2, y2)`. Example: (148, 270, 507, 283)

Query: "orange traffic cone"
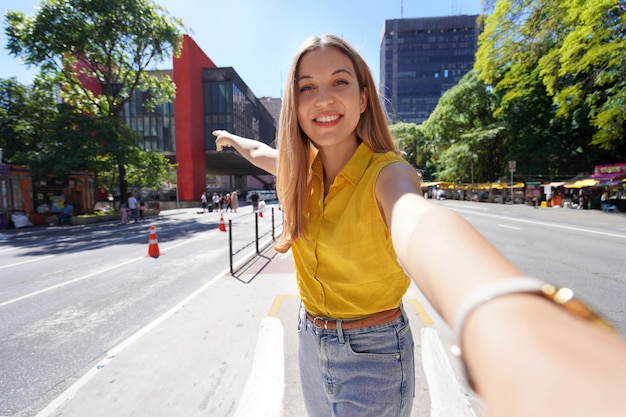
(219, 214, 227, 232)
(146, 225, 164, 258)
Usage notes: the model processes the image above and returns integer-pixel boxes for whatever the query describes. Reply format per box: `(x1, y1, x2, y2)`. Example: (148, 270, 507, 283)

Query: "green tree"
(539, 0, 626, 154)
(5, 0, 185, 201)
(421, 71, 505, 182)
(389, 122, 436, 181)
(0, 76, 57, 163)
(475, 0, 626, 171)
(497, 67, 610, 180)
(126, 149, 176, 190)
(389, 122, 420, 166)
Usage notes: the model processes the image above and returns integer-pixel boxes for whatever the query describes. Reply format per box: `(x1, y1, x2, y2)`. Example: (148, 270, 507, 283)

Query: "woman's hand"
(213, 130, 234, 151)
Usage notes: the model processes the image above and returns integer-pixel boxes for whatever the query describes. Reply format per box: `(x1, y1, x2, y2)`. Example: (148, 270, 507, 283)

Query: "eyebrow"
(297, 68, 354, 82)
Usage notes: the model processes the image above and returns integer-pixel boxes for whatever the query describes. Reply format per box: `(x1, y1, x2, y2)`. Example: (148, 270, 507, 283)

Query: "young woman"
(214, 35, 626, 417)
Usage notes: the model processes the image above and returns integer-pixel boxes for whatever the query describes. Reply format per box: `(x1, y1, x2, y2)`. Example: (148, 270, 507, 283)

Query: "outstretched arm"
(213, 130, 278, 176)
(376, 161, 626, 417)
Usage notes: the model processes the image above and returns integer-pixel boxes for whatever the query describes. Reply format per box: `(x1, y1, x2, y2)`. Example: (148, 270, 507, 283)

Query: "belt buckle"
(312, 316, 329, 329)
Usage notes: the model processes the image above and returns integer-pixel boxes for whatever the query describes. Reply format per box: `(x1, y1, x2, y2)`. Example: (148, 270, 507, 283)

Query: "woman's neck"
(318, 139, 360, 195)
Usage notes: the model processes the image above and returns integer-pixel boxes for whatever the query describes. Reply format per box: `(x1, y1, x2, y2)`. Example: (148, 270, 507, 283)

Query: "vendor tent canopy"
(564, 179, 599, 188)
(591, 174, 625, 183)
(421, 181, 450, 187)
(598, 179, 625, 186)
(490, 182, 524, 189)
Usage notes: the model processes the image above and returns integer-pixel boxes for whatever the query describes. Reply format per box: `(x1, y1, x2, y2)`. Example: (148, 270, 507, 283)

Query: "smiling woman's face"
(295, 46, 367, 150)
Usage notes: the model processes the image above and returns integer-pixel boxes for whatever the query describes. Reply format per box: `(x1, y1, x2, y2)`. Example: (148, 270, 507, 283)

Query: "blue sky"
(1, 0, 482, 98)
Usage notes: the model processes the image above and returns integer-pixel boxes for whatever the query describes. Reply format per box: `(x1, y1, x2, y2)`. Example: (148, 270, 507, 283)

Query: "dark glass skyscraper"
(380, 15, 482, 124)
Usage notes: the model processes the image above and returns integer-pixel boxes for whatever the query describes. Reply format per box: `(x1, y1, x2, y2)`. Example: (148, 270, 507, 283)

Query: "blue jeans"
(58, 214, 72, 225)
(298, 304, 415, 417)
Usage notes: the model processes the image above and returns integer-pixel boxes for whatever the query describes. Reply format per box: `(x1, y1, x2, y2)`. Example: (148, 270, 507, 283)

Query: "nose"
(314, 85, 334, 107)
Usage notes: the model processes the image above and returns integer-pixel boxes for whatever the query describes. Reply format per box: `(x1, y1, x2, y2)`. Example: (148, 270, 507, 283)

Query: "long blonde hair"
(274, 34, 398, 253)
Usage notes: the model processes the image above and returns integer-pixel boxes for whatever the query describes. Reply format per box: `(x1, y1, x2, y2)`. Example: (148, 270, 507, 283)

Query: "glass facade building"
(202, 67, 276, 151)
(123, 67, 275, 157)
(380, 15, 482, 124)
(122, 72, 176, 155)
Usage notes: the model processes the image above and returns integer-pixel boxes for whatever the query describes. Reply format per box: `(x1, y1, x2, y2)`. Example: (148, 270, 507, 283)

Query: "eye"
(299, 84, 313, 93)
(334, 79, 349, 86)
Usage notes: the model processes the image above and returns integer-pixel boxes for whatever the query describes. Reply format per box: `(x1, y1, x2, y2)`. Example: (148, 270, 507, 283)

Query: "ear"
(360, 86, 368, 114)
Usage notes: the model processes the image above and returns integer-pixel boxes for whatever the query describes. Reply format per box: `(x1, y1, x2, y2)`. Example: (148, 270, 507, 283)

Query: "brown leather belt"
(306, 308, 402, 330)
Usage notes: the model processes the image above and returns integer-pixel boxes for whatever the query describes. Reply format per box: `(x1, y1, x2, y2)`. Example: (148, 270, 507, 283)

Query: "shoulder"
(376, 160, 422, 198)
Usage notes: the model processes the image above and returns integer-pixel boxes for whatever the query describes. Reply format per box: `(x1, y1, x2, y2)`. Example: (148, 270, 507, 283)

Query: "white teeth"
(316, 114, 339, 123)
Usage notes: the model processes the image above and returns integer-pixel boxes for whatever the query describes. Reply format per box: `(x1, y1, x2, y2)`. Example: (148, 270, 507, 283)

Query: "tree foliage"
(5, 0, 185, 200)
(475, 0, 626, 160)
(5, 0, 184, 116)
(0, 76, 58, 164)
(420, 71, 506, 183)
(389, 122, 421, 166)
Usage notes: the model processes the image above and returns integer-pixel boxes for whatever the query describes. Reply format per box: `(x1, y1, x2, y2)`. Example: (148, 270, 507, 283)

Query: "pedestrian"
(128, 194, 139, 223)
(225, 193, 232, 212)
(579, 193, 585, 210)
(249, 191, 259, 212)
(201, 192, 208, 213)
(139, 199, 146, 221)
(119, 201, 128, 224)
(57, 201, 73, 225)
(601, 191, 609, 211)
(231, 190, 239, 213)
(212, 192, 219, 212)
(214, 34, 626, 417)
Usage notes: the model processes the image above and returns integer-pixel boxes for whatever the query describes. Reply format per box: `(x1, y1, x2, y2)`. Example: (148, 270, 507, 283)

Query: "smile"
(315, 114, 341, 123)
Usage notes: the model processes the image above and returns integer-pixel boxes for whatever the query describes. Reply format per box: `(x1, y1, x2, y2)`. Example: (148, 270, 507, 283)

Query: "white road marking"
(232, 317, 285, 417)
(421, 327, 477, 417)
(0, 255, 54, 270)
(454, 207, 626, 239)
(499, 224, 521, 230)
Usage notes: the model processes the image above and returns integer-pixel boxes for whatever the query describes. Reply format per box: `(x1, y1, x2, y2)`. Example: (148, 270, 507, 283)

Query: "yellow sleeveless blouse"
(292, 142, 411, 319)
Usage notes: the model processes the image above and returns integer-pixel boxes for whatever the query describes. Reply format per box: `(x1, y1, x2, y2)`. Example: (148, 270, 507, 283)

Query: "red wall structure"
(173, 35, 217, 202)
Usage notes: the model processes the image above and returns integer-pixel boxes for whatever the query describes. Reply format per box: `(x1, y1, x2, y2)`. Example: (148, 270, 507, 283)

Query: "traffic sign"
(509, 160, 516, 172)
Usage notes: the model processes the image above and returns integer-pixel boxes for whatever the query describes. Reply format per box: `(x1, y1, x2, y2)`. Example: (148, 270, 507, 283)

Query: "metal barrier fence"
(228, 207, 282, 275)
